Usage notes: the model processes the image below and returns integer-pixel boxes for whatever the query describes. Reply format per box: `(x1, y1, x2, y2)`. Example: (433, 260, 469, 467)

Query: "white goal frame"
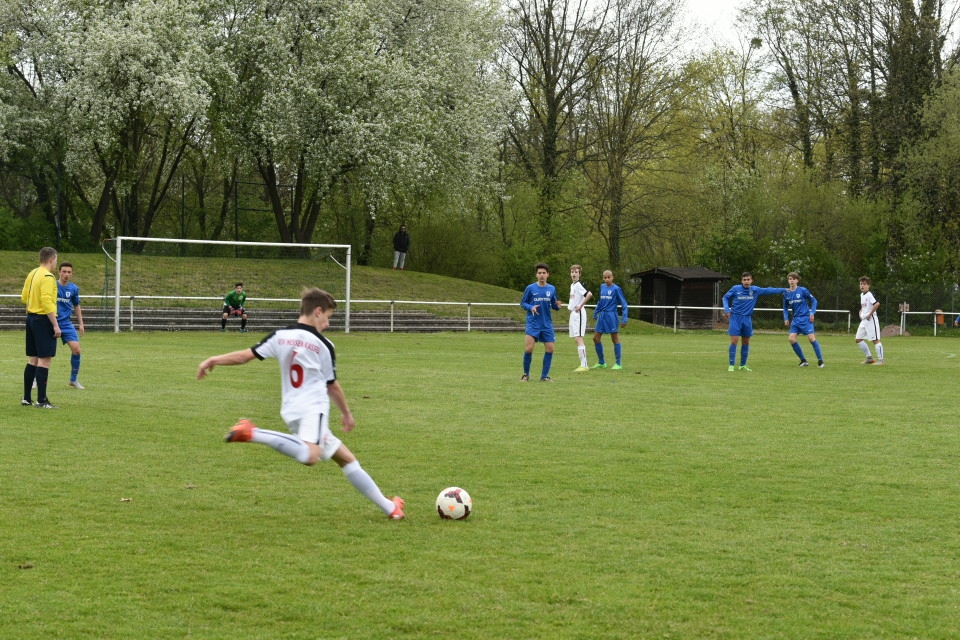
(112, 236, 352, 333)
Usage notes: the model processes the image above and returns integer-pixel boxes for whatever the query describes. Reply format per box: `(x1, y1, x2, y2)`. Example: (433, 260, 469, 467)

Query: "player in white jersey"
(197, 287, 405, 519)
(855, 276, 884, 365)
(567, 265, 593, 372)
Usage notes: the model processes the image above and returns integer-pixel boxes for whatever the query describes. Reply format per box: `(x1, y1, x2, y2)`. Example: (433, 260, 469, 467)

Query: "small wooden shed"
(631, 267, 730, 330)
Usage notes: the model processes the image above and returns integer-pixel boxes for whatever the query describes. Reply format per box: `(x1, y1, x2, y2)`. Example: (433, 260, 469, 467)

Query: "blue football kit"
(521, 282, 559, 343)
(57, 281, 81, 343)
(593, 283, 629, 334)
(783, 286, 818, 335)
(722, 284, 783, 338)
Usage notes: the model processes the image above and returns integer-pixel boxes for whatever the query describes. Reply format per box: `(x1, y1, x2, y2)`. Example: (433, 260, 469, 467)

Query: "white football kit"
(568, 281, 590, 338)
(856, 291, 880, 341)
(252, 323, 342, 460)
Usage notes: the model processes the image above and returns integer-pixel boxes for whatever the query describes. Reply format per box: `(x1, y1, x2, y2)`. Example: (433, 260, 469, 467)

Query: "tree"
(502, 0, 609, 242)
(214, 0, 506, 255)
(580, 0, 690, 271)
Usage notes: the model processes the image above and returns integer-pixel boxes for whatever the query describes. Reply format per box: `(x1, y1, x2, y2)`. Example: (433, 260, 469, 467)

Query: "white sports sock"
(858, 341, 872, 358)
(875, 342, 884, 361)
(251, 428, 312, 464)
(577, 345, 587, 367)
(342, 460, 395, 514)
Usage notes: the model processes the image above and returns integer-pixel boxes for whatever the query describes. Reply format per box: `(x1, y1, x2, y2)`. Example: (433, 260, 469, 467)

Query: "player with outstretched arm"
(198, 287, 405, 520)
(722, 272, 785, 371)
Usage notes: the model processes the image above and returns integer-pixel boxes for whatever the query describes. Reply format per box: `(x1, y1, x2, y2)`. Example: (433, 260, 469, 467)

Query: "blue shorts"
(594, 311, 621, 334)
(26, 314, 58, 358)
(789, 319, 815, 335)
(526, 328, 556, 344)
(728, 314, 754, 338)
(60, 322, 80, 344)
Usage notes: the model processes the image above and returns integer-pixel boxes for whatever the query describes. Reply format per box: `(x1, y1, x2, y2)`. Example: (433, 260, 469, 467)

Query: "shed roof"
(631, 267, 730, 282)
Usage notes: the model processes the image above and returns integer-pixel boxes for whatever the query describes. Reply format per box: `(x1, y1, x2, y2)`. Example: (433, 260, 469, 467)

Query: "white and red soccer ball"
(436, 487, 472, 520)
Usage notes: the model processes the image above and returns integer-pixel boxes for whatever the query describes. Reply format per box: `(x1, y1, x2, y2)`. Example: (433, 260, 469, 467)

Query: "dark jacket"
(393, 230, 411, 253)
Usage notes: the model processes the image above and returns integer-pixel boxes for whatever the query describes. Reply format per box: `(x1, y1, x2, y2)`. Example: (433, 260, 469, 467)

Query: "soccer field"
(2, 330, 958, 638)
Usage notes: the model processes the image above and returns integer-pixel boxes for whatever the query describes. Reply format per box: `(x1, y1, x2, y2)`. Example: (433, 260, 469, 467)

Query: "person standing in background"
(392, 225, 410, 270)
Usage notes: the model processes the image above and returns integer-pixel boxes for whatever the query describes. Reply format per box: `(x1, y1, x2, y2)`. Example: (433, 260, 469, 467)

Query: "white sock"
(251, 428, 312, 464)
(858, 341, 872, 358)
(875, 342, 884, 361)
(342, 460, 395, 514)
(578, 345, 587, 367)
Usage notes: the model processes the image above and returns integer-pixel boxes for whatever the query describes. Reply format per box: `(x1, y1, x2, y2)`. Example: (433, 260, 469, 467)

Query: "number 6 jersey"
(252, 323, 337, 423)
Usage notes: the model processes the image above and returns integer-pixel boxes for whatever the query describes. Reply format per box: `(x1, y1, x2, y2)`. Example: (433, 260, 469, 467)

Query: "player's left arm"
(806, 288, 818, 320)
(197, 348, 256, 379)
(617, 286, 629, 324)
(327, 380, 355, 432)
(551, 287, 561, 311)
(75, 304, 85, 336)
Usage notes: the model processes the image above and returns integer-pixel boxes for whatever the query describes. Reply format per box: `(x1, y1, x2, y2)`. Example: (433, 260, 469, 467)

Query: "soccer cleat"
(573, 366, 589, 372)
(220, 328, 226, 333)
(873, 360, 885, 366)
(35, 400, 57, 409)
(241, 329, 247, 333)
(225, 418, 256, 442)
(592, 363, 607, 369)
(818, 360, 825, 368)
(728, 365, 735, 372)
(861, 358, 875, 365)
(520, 374, 529, 382)
(540, 376, 553, 382)
(611, 364, 623, 370)
(738, 365, 753, 372)
(69, 380, 85, 389)
(799, 360, 809, 367)
(21, 398, 32, 406)
(389, 496, 406, 520)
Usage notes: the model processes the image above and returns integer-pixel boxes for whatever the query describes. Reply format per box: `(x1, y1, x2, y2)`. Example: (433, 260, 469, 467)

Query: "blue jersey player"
(520, 262, 561, 381)
(722, 272, 785, 371)
(592, 270, 629, 370)
(783, 272, 824, 368)
(57, 263, 86, 389)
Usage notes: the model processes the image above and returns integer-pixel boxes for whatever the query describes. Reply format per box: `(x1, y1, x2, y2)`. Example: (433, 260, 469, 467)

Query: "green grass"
(2, 330, 960, 638)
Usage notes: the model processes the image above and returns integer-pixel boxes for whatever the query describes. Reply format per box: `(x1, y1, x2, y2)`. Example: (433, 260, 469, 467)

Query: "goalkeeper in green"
(221, 283, 248, 333)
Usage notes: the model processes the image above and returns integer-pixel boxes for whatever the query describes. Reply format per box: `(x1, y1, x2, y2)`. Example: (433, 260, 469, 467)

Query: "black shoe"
(799, 361, 809, 367)
(21, 398, 32, 406)
(35, 399, 57, 409)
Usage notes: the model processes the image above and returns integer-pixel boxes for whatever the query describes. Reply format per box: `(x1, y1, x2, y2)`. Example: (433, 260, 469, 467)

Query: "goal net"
(102, 237, 352, 333)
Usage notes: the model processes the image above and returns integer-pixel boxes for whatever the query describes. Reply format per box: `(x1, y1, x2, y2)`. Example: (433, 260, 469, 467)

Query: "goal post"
(110, 236, 352, 333)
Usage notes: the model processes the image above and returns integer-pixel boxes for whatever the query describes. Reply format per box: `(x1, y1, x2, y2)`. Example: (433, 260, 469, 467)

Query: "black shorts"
(26, 314, 58, 358)
(223, 305, 245, 316)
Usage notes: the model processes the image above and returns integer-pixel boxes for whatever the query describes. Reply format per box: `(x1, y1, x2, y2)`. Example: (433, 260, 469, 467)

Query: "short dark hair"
(535, 262, 550, 273)
(859, 276, 871, 285)
(787, 271, 799, 280)
(60, 262, 73, 270)
(235, 282, 243, 288)
(39, 247, 57, 263)
(300, 288, 337, 315)
(741, 271, 753, 279)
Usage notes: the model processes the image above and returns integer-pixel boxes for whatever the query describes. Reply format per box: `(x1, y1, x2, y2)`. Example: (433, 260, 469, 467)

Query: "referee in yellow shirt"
(22, 247, 61, 408)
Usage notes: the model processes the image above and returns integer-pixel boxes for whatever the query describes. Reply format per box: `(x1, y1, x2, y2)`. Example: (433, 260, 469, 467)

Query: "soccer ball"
(436, 487, 472, 520)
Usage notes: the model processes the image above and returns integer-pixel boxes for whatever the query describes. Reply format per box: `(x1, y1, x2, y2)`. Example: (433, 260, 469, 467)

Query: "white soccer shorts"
(288, 412, 342, 462)
(856, 316, 880, 341)
(569, 309, 588, 338)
